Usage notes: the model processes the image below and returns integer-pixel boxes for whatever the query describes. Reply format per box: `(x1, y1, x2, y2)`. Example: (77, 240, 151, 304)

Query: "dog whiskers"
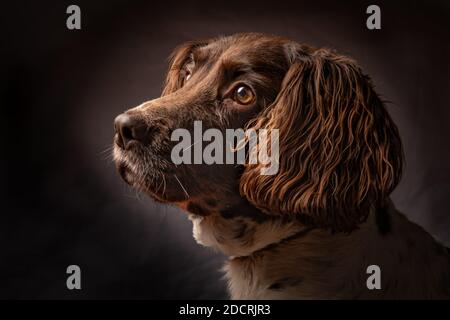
(182, 139, 201, 152)
(99, 145, 115, 161)
(100, 145, 114, 154)
(173, 174, 189, 199)
(162, 174, 167, 196)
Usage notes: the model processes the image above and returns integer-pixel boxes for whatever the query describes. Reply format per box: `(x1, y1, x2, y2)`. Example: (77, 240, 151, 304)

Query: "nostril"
(121, 126, 133, 141)
(131, 123, 148, 142)
(114, 113, 149, 148)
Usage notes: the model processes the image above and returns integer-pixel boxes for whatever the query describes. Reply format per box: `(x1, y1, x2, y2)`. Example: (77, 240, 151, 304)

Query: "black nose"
(114, 113, 148, 149)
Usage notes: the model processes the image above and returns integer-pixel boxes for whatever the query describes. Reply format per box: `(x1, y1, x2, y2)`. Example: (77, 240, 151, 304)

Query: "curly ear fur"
(240, 48, 403, 232)
(162, 40, 209, 96)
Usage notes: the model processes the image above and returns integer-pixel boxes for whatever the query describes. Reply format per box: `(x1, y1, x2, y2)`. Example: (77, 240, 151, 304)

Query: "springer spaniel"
(113, 33, 450, 299)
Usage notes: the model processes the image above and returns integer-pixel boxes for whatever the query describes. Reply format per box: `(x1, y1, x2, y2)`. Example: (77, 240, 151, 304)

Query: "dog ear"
(162, 40, 209, 95)
(240, 48, 403, 232)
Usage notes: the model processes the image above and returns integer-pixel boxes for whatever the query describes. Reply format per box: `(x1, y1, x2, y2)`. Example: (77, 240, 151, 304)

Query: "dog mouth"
(116, 161, 135, 186)
(116, 159, 171, 202)
(113, 144, 183, 202)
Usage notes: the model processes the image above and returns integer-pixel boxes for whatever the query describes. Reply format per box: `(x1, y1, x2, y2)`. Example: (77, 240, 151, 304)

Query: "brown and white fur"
(112, 33, 450, 299)
(189, 202, 449, 299)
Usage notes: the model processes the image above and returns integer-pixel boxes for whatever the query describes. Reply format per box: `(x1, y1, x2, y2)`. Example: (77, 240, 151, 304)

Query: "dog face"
(113, 34, 291, 209)
(113, 33, 403, 232)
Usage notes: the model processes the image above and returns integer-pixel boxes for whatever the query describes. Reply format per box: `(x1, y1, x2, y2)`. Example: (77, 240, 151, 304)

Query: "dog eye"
(181, 70, 191, 87)
(181, 70, 191, 86)
(234, 85, 254, 105)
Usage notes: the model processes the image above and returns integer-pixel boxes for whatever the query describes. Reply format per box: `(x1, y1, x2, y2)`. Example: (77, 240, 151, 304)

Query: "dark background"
(1, 0, 449, 299)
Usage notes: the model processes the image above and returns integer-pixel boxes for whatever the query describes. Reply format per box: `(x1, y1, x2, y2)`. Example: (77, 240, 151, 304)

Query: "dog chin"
(113, 149, 189, 204)
(116, 163, 183, 204)
(116, 161, 134, 186)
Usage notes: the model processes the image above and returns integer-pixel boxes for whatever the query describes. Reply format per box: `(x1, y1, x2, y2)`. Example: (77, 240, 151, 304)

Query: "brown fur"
(113, 33, 450, 299)
(240, 48, 403, 232)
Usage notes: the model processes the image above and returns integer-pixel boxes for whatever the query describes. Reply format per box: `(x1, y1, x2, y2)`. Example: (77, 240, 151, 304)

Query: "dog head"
(113, 33, 403, 232)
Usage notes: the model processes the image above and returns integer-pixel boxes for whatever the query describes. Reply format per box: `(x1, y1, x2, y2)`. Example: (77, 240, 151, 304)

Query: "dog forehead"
(199, 35, 288, 67)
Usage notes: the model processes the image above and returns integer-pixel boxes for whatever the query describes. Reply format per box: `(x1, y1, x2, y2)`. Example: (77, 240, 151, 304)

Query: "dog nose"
(114, 113, 148, 149)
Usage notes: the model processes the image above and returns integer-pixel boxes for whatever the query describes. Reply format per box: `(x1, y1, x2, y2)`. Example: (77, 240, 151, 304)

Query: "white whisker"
(183, 139, 201, 152)
(99, 145, 115, 161)
(173, 174, 189, 199)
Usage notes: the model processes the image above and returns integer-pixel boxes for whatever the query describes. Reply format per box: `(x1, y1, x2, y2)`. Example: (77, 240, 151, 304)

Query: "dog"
(113, 33, 450, 299)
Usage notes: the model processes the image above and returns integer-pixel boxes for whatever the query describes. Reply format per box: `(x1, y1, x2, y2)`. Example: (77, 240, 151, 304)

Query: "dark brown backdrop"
(1, 0, 449, 299)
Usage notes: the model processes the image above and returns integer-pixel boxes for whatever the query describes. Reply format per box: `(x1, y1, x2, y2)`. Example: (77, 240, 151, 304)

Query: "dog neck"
(187, 200, 310, 257)
(187, 201, 450, 299)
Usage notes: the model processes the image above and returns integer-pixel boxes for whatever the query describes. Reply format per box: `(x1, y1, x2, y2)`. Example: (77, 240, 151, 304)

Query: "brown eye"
(234, 85, 254, 105)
